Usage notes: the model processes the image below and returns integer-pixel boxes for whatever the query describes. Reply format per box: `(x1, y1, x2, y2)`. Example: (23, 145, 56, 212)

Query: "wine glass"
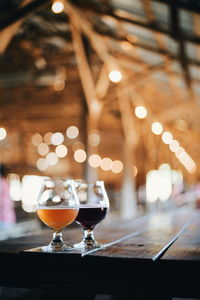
(73, 180, 109, 250)
(37, 178, 79, 252)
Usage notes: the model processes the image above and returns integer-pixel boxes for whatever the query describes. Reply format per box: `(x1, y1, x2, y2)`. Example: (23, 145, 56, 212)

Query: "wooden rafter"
(0, 0, 32, 54)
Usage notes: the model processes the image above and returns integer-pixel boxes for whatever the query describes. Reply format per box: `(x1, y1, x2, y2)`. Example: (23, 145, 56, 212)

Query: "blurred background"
(1, 0, 200, 239)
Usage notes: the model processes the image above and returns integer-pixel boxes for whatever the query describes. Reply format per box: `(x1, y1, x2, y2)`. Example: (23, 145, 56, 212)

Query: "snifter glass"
(37, 178, 79, 252)
(73, 180, 109, 250)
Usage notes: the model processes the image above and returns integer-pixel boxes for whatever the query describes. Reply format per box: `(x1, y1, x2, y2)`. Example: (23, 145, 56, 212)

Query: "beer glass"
(73, 180, 109, 250)
(37, 178, 79, 252)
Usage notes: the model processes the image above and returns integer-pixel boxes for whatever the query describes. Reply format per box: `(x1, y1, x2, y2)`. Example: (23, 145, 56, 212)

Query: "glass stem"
(83, 229, 95, 245)
(51, 230, 64, 246)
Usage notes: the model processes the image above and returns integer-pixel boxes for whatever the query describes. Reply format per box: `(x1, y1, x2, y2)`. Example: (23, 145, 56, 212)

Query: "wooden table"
(0, 206, 200, 300)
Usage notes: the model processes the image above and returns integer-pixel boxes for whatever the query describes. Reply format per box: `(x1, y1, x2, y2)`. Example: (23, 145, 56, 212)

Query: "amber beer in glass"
(37, 178, 79, 252)
(37, 208, 78, 231)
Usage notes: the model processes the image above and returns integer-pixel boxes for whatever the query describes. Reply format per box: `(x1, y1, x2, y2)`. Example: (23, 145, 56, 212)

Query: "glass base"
(73, 240, 102, 250)
(25, 244, 74, 253)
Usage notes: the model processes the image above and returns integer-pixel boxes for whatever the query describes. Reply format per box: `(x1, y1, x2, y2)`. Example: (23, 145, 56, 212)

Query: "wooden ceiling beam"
(0, 0, 51, 30)
(72, 1, 200, 45)
(0, 0, 32, 54)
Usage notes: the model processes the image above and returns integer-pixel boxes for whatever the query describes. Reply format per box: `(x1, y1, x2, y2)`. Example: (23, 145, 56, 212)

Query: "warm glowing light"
(133, 165, 138, 177)
(120, 41, 133, 51)
(108, 70, 122, 83)
(21, 176, 43, 212)
(37, 143, 49, 156)
(66, 126, 79, 139)
(161, 131, 173, 144)
(9, 174, 21, 201)
(51, 1, 64, 14)
(169, 140, 180, 152)
(46, 152, 58, 165)
(51, 132, 64, 145)
(159, 163, 171, 170)
(135, 106, 147, 119)
(185, 160, 196, 173)
(111, 160, 123, 173)
(53, 79, 65, 91)
(35, 57, 46, 70)
(55, 144, 68, 158)
(151, 122, 163, 135)
(88, 154, 101, 168)
(175, 147, 185, 159)
(101, 158, 112, 171)
(74, 149, 87, 163)
(36, 158, 48, 171)
(178, 151, 189, 164)
(171, 170, 183, 185)
(32, 133, 43, 146)
(187, 162, 197, 173)
(0, 127, 7, 140)
(43, 132, 53, 145)
(146, 169, 172, 203)
(88, 131, 100, 146)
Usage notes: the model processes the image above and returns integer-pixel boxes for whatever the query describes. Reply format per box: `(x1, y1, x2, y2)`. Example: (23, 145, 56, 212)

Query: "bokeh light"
(108, 70, 122, 83)
(66, 126, 79, 139)
(169, 140, 180, 152)
(51, 1, 64, 14)
(46, 152, 59, 165)
(88, 131, 100, 146)
(0, 127, 7, 140)
(88, 154, 101, 168)
(37, 143, 49, 156)
(161, 131, 173, 144)
(55, 144, 68, 158)
(32, 133, 43, 146)
(111, 160, 123, 173)
(43, 132, 53, 145)
(51, 132, 64, 145)
(101, 158, 112, 171)
(74, 149, 87, 163)
(36, 158, 48, 171)
(151, 122, 163, 135)
(135, 106, 147, 119)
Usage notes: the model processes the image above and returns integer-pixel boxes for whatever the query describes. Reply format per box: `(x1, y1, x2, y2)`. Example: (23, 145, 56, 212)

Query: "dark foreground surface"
(0, 206, 200, 300)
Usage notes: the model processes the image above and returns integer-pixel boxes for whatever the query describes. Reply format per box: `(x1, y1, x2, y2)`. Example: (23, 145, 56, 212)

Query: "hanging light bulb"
(108, 70, 122, 83)
(51, 1, 64, 14)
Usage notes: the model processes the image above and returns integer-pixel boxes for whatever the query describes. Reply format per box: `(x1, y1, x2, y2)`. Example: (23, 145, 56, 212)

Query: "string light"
(36, 158, 48, 171)
(37, 143, 49, 156)
(51, 132, 64, 145)
(108, 70, 122, 83)
(66, 126, 79, 139)
(161, 131, 173, 144)
(43, 132, 53, 145)
(51, 1, 64, 14)
(135, 106, 147, 119)
(74, 149, 87, 163)
(0, 127, 7, 140)
(88, 154, 101, 168)
(32, 133, 42, 146)
(151, 122, 163, 135)
(55, 145, 68, 158)
(88, 131, 100, 146)
(101, 158, 112, 171)
(169, 140, 179, 152)
(46, 152, 58, 165)
(111, 160, 123, 173)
